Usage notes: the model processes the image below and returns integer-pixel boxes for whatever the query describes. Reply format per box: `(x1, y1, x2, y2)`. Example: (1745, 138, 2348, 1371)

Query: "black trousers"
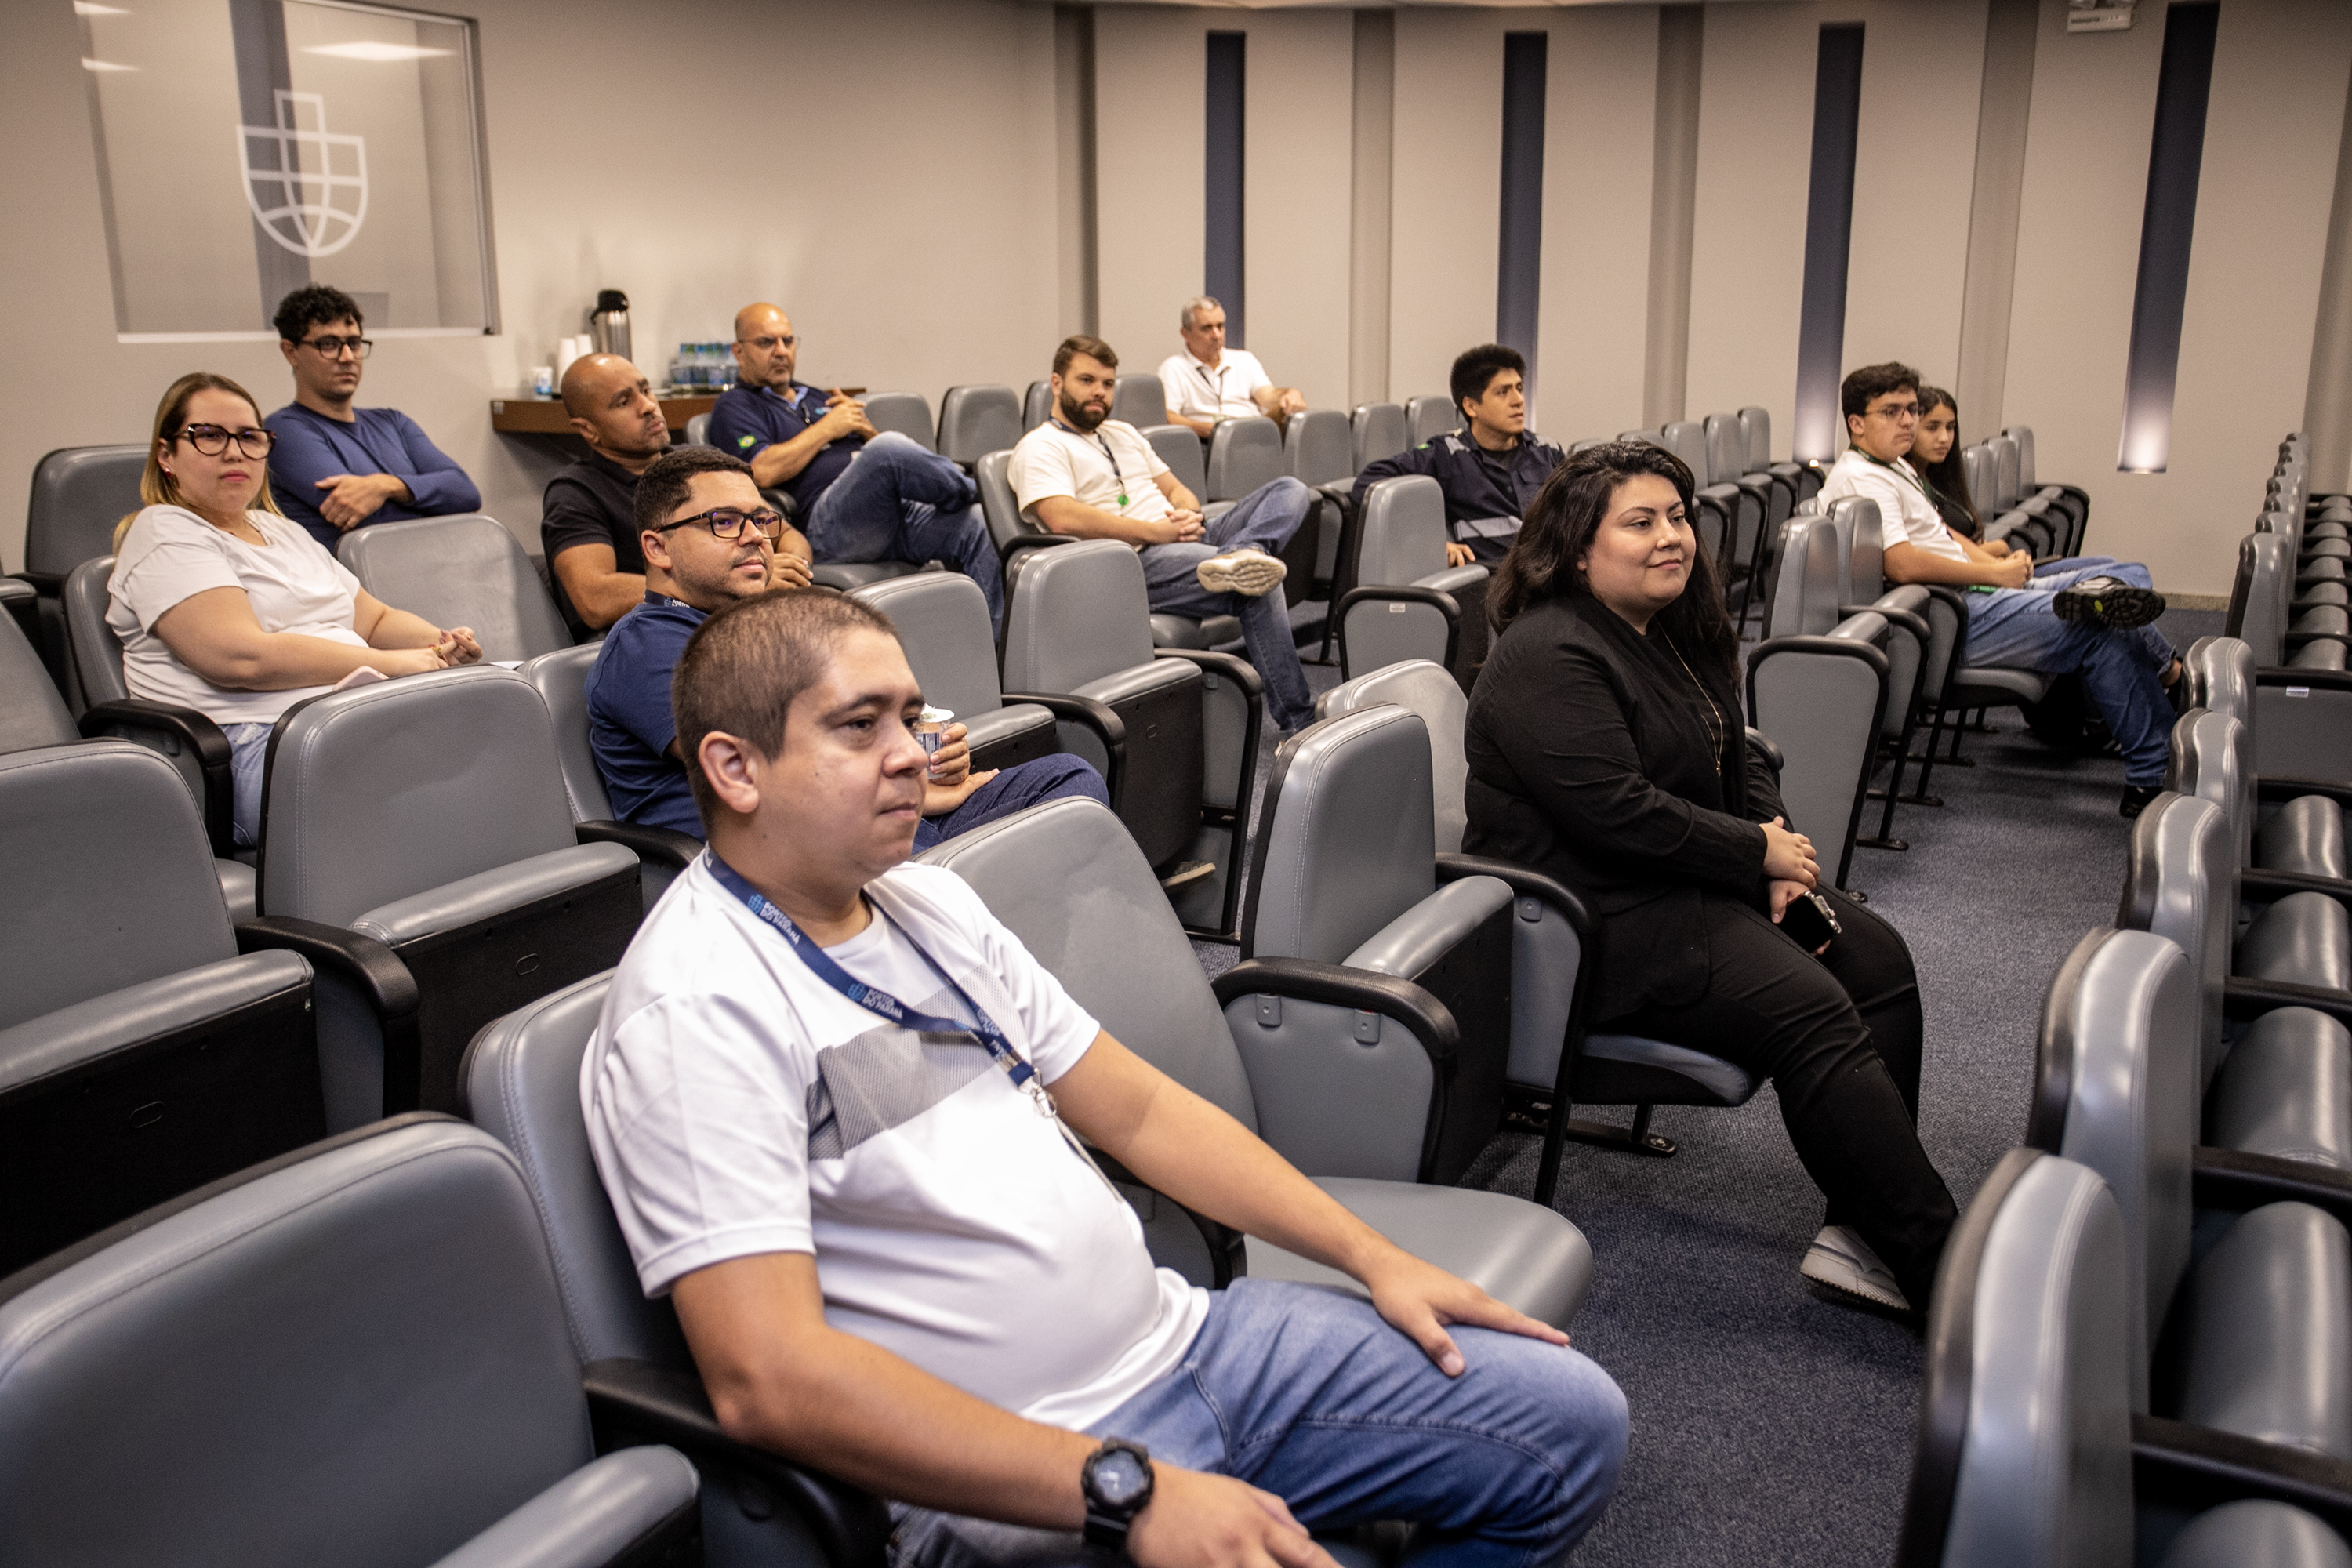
(1596, 886, 1956, 1308)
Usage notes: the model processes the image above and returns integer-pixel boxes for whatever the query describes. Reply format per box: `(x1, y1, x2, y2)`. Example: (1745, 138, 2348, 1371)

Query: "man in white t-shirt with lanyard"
(1007, 336, 1319, 733)
(583, 589, 1627, 1568)
(1817, 361, 2183, 816)
(1155, 297, 1306, 437)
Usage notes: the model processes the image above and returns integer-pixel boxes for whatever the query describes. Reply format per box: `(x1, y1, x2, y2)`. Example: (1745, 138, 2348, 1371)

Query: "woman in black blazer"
(1464, 441, 1955, 1314)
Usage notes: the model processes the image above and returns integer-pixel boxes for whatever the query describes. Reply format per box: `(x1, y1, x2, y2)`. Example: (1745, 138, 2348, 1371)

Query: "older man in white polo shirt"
(1155, 297, 1306, 437)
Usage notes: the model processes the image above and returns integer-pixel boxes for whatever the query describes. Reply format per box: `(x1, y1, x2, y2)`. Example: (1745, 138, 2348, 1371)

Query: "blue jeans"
(809, 434, 1006, 636)
(1139, 477, 1318, 732)
(1964, 559, 2177, 784)
(224, 722, 274, 848)
(888, 1279, 1628, 1568)
(913, 753, 1109, 853)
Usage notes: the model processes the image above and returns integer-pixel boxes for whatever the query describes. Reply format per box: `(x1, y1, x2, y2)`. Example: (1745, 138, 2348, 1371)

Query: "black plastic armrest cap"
(576, 819, 704, 869)
(1211, 956, 1459, 1064)
(1435, 853, 1595, 934)
(236, 916, 419, 1018)
(1154, 646, 1266, 694)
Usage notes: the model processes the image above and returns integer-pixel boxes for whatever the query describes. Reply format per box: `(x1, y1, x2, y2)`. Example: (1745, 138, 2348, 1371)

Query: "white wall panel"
(1094, 5, 1207, 383)
(1243, 10, 1356, 409)
(1388, 9, 1508, 411)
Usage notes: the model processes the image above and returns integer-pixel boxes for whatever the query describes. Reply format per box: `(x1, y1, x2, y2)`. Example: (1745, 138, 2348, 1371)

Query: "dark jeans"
(808, 433, 1007, 637)
(913, 753, 1109, 854)
(1595, 886, 1955, 1307)
(1138, 476, 1319, 731)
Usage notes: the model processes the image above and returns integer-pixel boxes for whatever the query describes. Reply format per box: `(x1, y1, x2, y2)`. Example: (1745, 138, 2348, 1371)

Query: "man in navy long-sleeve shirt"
(263, 284, 481, 550)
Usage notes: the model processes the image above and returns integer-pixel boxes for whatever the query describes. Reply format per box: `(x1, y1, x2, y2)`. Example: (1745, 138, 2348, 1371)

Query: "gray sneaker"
(1196, 550, 1287, 598)
(1801, 1225, 1912, 1311)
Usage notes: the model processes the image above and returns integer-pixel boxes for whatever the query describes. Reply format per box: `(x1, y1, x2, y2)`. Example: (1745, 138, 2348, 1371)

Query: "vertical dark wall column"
(227, 0, 310, 325)
(1205, 31, 1247, 347)
(1055, 5, 1098, 336)
(2118, 2, 2220, 474)
(1793, 23, 1864, 461)
(1644, 5, 1703, 430)
(1497, 32, 1548, 397)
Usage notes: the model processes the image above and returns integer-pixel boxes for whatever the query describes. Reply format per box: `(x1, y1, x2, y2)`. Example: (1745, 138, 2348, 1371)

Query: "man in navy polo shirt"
(587, 446, 1102, 843)
(707, 303, 1005, 636)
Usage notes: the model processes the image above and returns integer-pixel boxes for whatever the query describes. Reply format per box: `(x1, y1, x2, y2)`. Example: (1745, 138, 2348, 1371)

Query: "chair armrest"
(1414, 564, 1490, 596)
(760, 488, 799, 521)
(2241, 868, 2352, 909)
(1212, 957, 1458, 1069)
(1745, 728, 1785, 774)
(237, 916, 423, 1110)
(1842, 602, 1931, 646)
(78, 697, 235, 858)
(1001, 533, 1080, 562)
(2224, 976, 2352, 1029)
(584, 1357, 891, 1568)
(1000, 691, 1127, 802)
(2259, 775, 2352, 808)
(426, 1447, 700, 1568)
(1091, 1149, 1247, 1287)
(2256, 667, 2352, 694)
(2192, 1143, 2352, 1229)
(1334, 583, 1463, 623)
(2133, 1413, 2352, 1537)
(1436, 853, 1595, 936)
(1153, 645, 1264, 695)
(575, 819, 703, 872)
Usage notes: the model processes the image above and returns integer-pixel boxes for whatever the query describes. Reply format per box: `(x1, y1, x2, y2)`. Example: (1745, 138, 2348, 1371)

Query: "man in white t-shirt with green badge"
(583, 589, 1625, 1568)
(1006, 336, 1318, 733)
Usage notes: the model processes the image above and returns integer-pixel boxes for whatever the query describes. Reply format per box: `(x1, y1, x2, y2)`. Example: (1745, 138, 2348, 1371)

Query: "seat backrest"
(1111, 372, 1167, 430)
(1960, 445, 1992, 517)
(520, 643, 611, 822)
(1205, 416, 1283, 501)
(464, 975, 696, 1367)
(1738, 405, 1772, 470)
(2002, 425, 2038, 489)
(1829, 497, 1885, 601)
(0, 612, 74, 756)
(336, 515, 570, 664)
(1285, 408, 1353, 486)
(1988, 435, 2022, 512)
(920, 798, 1258, 1128)
(1354, 475, 1451, 589)
(2026, 927, 2198, 1414)
(1352, 402, 1410, 470)
(1896, 1147, 2132, 1568)
(860, 391, 936, 449)
(1000, 539, 1156, 694)
(1242, 706, 1437, 963)
(683, 412, 710, 448)
(1658, 420, 1707, 474)
(0, 739, 234, 1030)
(2166, 708, 2252, 873)
(2118, 793, 2232, 1095)
(1766, 514, 1843, 639)
(976, 449, 1031, 553)
(849, 572, 1007, 720)
(260, 665, 581, 927)
(24, 445, 146, 582)
(1022, 379, 1054, 431)
(1703, 413, 1744, 485)
(62, 555, 128, 705)
(936, 384, 1022, 466)
(1617, 427, 1659, 446)
(1145, 424, 1209, 501)
(1316, 659, 1468, 854)
(1406, 394, 1459, 447)
(2183, 636, 2256, 741)
(0, 1117, 593, 1567)
(2229, 532, 2293, 665)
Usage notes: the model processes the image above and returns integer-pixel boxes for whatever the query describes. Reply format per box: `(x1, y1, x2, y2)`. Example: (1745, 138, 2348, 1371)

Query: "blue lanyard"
(704, 851, 1047, 1102)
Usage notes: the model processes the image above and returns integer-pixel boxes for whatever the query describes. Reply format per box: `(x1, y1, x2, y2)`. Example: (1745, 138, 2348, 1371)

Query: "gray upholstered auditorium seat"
(0, 1113, 700, 1567)
(1657, 419, 1707, 474)
(1748, 513, 1893, 889)
(684, 412, 711, 447)
(519, 642, 701, 911)
(1129, 426, 1240, 648)
(0, 739, 361, 1274)
(1986, 434, 2022, 512)
(2120, 789, 2351, 1170)
(337, 514, 572, 664)
(1825, 498, 1936, 847)
(848, 572, 1059, 769)
(1285, 407, 1355, 586)
(1405, 394, 1457, 447)
(464, 977, 895, 1568)
(2030, 927, 2352, 1467)
(15, 445, 145, 708)
(1022, 378, 1053, 431)
(1313, 662, 1758, 1198)
(975, 448, 1076, 566)
(935, 383, 1021, 468)
(858, 390, 935, 449)
(2182, 637, 2352, 881)
(920, 794, 1594, 1327)
(1737, 405, 1772, 472)
(997, 539, 1261, 936)
(1110, 371, 1166, 430)
(2226, 537, 2352, 769)
(1205, 415, 1283, 503)
(1703, 411, 1778, 628)
(252, 666, 648, 1127)
(0, 576, 33, 644)
(1352, 401, 1409, 469)
(2002, 423, 2092, 557)
(1145, 420, 1211, 501)
(1335, 476, 1486, 683)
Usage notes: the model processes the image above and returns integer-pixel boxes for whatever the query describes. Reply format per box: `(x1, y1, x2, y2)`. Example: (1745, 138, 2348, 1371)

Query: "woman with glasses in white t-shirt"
(106, 372, 482, 848)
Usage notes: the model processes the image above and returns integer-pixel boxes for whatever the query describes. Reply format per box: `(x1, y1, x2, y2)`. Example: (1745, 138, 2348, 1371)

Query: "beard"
(1058, 389, 1110, 432)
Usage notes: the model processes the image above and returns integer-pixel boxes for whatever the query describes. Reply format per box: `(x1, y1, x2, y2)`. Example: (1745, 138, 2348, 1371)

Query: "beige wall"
(1388, 9, 1508, 412)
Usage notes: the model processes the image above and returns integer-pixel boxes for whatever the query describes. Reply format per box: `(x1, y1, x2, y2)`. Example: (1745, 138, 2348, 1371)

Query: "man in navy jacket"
(1351, 344, 1564, 566)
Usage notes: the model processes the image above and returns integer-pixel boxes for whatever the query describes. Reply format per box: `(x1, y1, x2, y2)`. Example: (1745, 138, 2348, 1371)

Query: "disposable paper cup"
(914, 706, 953, 765)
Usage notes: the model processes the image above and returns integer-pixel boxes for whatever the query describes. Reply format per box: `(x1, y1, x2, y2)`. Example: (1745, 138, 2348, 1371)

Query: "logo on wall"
(238, 89, 368, 258)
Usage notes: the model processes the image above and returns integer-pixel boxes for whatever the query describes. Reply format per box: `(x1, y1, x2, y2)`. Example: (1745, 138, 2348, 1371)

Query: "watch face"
(1092, 1450, 1150, 1508)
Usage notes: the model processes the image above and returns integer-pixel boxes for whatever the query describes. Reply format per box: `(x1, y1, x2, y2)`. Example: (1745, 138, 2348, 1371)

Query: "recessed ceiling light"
(302, 40, 452, 61)
(74, 3, 130, 14)
(81, 56, 135, 71)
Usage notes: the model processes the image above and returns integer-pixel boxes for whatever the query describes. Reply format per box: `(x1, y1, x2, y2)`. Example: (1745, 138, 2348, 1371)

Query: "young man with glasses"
(1818, 361, 2181, 815)
(708, 303, 1005, 635)
(586, 446, 1102, 842)
(262, 285, 481, 550)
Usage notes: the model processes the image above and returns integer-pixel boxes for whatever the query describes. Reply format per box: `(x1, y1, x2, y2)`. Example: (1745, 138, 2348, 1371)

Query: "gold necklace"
(1664, 634, 1726, 781)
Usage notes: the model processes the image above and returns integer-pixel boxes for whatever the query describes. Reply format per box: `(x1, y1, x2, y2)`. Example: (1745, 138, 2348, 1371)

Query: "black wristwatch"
(1080, 1437, 1155, 1553)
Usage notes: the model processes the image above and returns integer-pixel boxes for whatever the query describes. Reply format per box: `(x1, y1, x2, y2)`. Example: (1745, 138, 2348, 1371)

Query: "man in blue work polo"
(706, 303, 1005, 635)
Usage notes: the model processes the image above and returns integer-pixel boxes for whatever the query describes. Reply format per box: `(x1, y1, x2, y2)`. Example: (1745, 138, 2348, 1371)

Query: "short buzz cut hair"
(1840, 361, 1922, 421)
(273, 284, 363, 344)
(1179, 296, 1224, 330)
(1053, 335, 1119, 378)
(1449, 343, 1525, 419)
(671, 589, 898, 827)
(634, 445, 757, 535)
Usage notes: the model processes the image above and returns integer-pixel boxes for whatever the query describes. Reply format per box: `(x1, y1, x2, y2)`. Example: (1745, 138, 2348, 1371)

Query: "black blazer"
(1462, 593, 1786, 1022)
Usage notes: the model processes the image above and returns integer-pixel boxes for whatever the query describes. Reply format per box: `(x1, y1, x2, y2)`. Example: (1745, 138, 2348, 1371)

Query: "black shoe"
(2053, 575, 2166, 631)
(2121, 784, 2162, 818)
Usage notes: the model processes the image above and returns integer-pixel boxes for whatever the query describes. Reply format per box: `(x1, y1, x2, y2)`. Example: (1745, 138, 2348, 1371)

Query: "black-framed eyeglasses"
(177, 423, 276, 458)
(737, 334, 797, 354)
(656, 506, 785, 540)
(299, 334, 373, 359)
(1868, 401, 1922, 420)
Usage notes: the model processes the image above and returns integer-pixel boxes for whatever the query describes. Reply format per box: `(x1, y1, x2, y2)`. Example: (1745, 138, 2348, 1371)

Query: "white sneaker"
(1196, 550, 1287, 598)
(1801, 1225, 1912, 1311)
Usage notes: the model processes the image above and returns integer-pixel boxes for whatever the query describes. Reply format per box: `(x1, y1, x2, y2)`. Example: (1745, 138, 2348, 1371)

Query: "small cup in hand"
(913, 706, 954, 775)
